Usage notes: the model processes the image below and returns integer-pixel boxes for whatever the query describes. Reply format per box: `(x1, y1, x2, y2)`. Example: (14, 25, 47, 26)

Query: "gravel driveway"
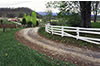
(16, 27, 100, 66)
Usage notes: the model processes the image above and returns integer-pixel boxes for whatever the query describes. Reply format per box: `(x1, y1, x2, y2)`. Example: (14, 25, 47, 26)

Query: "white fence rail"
(45, 23, 100, 45)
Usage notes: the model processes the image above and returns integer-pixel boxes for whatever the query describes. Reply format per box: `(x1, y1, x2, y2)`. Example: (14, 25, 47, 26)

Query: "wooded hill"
(0, 7, 42, 18)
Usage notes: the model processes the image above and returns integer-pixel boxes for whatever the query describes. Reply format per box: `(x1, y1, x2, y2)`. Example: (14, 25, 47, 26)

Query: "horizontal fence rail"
(45, 23, 100, 45)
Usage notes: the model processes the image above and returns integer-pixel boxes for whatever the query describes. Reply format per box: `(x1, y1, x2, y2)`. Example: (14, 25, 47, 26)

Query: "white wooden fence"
(45, 23, 100, 45)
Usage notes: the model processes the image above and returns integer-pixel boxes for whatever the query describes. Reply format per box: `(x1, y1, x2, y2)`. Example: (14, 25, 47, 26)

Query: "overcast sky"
(0, 0, 98, 13)
(0, 0, 59, 12)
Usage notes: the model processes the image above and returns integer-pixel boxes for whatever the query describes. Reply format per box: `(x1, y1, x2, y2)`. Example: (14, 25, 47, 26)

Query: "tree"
(46, 1, 80, 17)
(46, 10, 52, 23)
(32, 11, 37, 26)
(18, 13, 24, 18)
(22, 18, 26, 26)
(23, 11, 37, 27)
(41, 10, 53, 25)
(36, 21, 39, 26)
(92, 1, 99, 22)
(26, 16, 31, 23)
(46, 1, 92, 28)
(79, 1, 91, 27)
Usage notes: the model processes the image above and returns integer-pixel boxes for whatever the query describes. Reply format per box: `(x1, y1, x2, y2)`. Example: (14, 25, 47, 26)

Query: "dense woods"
(0, 7, 41, 18)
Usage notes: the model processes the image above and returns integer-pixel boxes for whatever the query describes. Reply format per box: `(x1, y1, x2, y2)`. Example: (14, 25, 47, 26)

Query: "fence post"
(45, 24, 47, 32)
(76, 27, 79, 40)
(61, 26, 64, 37)
(51, 26, 53, 35)
(48, 23, 51, 33)
(3, 24, 6, 32)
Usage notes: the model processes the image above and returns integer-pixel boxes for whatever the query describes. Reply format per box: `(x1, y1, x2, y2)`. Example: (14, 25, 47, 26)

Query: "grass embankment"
(38, 27, 100, 49)
(91, 22, 100, 28)
(0, 29, 75, 66)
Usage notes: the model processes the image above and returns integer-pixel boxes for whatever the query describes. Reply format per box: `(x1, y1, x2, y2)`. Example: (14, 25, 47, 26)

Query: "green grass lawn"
(91, 22, 100, 28)
(0, 29, 75, 66)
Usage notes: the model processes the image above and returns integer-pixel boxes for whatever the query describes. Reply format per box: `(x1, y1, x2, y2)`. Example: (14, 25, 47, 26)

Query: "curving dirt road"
(16, 27, 100, 66)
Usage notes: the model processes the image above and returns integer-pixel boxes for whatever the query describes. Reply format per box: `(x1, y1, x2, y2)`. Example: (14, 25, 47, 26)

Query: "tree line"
(46, 1, 100, 28)
(0, 7, 42, 18)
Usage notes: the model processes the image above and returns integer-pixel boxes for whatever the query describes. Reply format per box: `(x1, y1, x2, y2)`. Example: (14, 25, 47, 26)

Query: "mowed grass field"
(91, 22, 100, 28)
(0, 29, 75, 66)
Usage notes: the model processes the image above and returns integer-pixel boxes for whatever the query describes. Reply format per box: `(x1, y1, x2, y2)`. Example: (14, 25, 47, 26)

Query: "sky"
(0, 0, 99, 13)
(0, 0, 59, 12)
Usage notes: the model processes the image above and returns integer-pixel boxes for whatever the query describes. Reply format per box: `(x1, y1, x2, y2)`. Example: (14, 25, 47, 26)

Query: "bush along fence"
(45, 23, 100, 45)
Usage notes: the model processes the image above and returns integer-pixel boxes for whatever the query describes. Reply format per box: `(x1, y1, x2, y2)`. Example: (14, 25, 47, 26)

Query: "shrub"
(32, 11, 37, 26)
(67, 13, 81, 27)
(36, 21, 39, 26)
(26, 16, 31, 23)
(23, 11, 37, 26)
(50, 22, 58, 25)
(22, 18, 26, 25)
(50, 19, 68, 26)
(27, 21, 32, 27)
(0, 19, 3, 24)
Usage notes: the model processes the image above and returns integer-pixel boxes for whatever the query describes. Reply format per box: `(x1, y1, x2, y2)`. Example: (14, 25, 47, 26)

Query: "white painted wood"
(79, 31, 100, 35)
(64, 32, 76, 38)
(64, 29, 77, 32)
(79, 36, 100, 41)
(51, 26, 54, 35)
(53, 32, 62, 36)
(62, 26, 64, 37)
(77, 27, 79, 40)
(45, 24, 100, 45)
(53, 31, 62, 33)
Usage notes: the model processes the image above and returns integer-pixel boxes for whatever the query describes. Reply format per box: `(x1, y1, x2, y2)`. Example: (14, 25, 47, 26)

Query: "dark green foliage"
(50, 22, 58, 25)
(50, 13, 81, 27)
(7, 13, 16, 18)
(0, 8, 42, 18)
(27, 21, 32, 27)
(0, 20, 5, 32)
(0, 29, 75, 66)
(67, 13, 81, 27)
(22, 18, 26, 25)
(46, 1, 92, 28)
(51, 19, 68, 26)
(3, 26, 5, 32)
(36, 21, 39, 26)
(0, 20, 3, 24)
